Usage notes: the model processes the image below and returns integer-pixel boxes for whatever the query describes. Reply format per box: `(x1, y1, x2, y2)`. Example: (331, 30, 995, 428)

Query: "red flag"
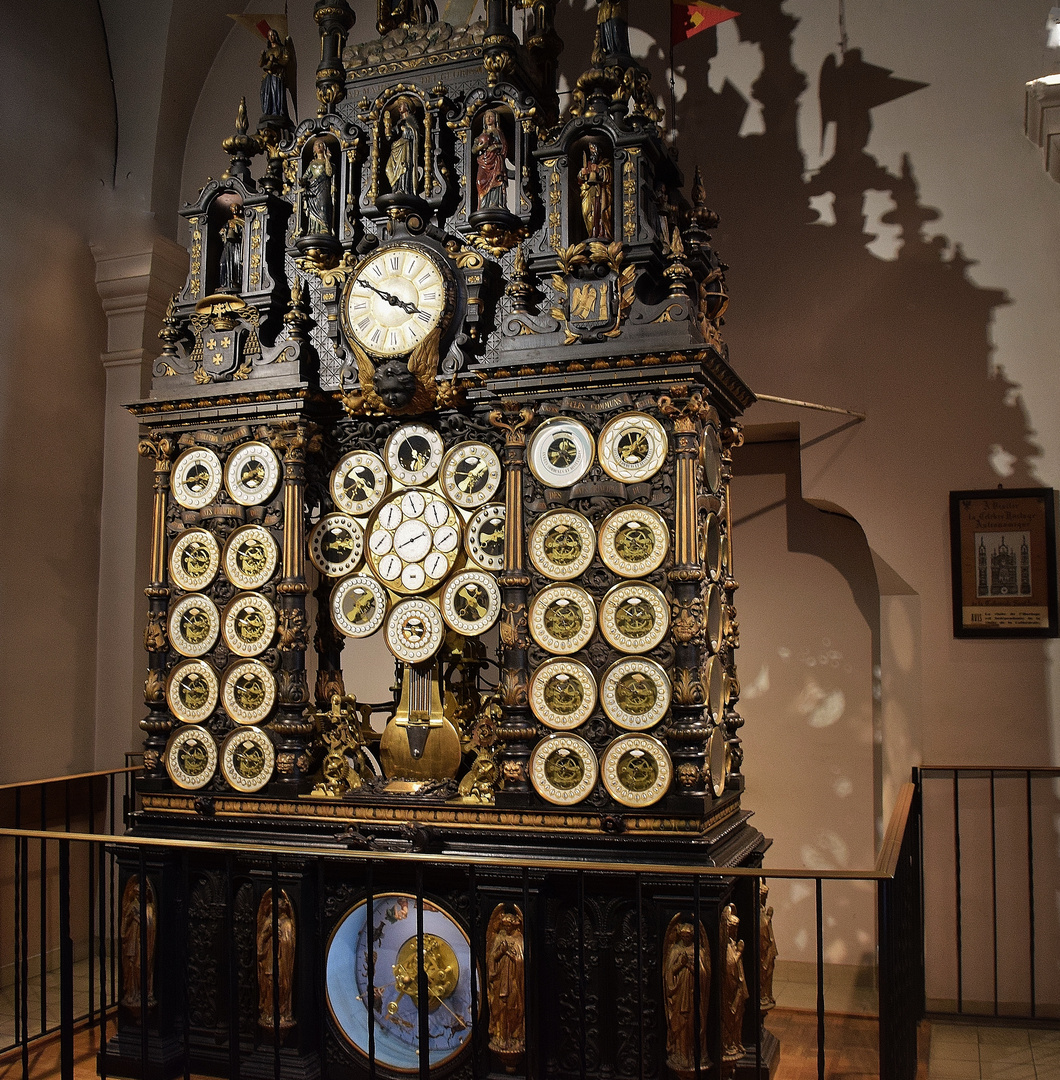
(671, 1, 739, 47)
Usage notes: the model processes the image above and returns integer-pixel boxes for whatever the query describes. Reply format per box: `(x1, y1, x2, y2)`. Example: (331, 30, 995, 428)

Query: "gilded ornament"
(486, 904, 525, 1061)
(277, 607, 307, 652)
(256, 889, 296, 1031)
(663, 915, 711, 1075)
(144, 612, 167, 653)
(721, 904, 749, 1062)
(760, 880, 779, 1012)
(671, 595, 705, 646)
(673, 667, 704, 708)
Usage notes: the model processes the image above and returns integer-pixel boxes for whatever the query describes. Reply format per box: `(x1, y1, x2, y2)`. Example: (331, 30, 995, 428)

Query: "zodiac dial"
(601, 657, 671, 730)
(221, 592, 276, 657)
(166, 659, 219, 724)
(599, 506, 669, 578)
(168, 594, 220, 657)
(441, 571, 501, 636)
(220, 727, 275, 793)
(598, 413, 667, 484)
(165, 726, 218, 790)
(366, 488, 463, 596)
(224, 441, 281, 506)
(331, 574, 389, 639)
(600, 583, 669, 653)
(309, 513, 365, 578)
(331, 450, 389, 516)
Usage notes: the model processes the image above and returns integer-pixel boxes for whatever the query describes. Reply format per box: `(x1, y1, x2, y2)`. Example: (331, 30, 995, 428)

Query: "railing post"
(59, 839, 74, 1080)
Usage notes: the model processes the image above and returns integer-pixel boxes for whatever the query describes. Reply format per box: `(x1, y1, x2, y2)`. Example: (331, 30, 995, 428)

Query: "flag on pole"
(671, 1, 739, 47)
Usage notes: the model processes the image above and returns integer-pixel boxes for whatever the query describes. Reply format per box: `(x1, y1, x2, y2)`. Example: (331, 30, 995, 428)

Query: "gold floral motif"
(673, 667, 705, 707)
(275, 752, 295, 775)
(144, 612, 167, 652)
(277, 607, 307, 652)
(145, 668, 165, 704)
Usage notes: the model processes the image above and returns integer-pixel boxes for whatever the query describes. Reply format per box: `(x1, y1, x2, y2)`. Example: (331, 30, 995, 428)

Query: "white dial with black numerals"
(365, 488, 462, 596)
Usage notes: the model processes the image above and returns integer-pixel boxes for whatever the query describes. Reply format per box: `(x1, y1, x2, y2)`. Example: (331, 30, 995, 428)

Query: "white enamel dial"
(365, 488, 463, 596)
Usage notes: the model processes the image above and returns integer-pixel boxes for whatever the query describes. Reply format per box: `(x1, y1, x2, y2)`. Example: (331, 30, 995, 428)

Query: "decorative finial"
(221, 97, 261, 186)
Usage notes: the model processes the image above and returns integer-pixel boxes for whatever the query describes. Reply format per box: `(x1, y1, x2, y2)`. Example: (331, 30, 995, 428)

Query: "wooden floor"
(0, 1009, 928, 1080)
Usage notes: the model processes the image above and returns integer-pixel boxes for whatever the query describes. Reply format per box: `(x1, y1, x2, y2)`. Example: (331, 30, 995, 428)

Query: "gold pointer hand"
(356, 277, 421, 316)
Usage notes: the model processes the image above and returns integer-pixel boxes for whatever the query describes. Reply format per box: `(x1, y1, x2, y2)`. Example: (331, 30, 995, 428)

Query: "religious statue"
(218, 205, 243, 293)
(257, 888, 297, 1030)
(300, 140, 334, 236)
(472, 110, 510, 212)
(259, 27, 292, 122)
(579, 142, 613, 240)
(721, 904, 748, 1061)
(662, 916, 711, 1075)
(385, 97, 423, 196)
(595, 0, 631, 62)
(760, 880, 779, 1011)
(486, 904, 525, 1058)
(120, 875, 157, 1014)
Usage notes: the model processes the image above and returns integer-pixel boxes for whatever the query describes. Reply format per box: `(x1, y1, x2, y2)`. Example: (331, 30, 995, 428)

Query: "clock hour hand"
(356, 277, 422, 316)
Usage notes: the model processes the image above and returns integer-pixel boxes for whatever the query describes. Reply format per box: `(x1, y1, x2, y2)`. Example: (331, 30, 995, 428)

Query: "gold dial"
(172, 448, 223, 510)
(331, 575, 388, 639)
(465, 504, 505, 572)
(224, 441, 281, 506)
(702, 512, 722, 579)
(599, 582, 669, 653)
(440, 442, 502, 509)
(384, 424, 445, 487)
(366, 488, 462, 595)
(170, 528, 220, 592)
(528, 584, 596, 655)
(529, 733, 598, 806)
(528, 510, 595, 580)
(529, 659, 597, 730)
(221, 659, 276, 725)
(331, 451, 389, 516)
(707, 725, 730, 797)
(598, 413, 667, 484)
(600, 734, 672, 808)
(166, 659, 219, 724)
(385, 598, 445, 663)
(527, 418, 594, 489)
(221, 592, 276, 657)
(704, 654, 728, 722)
(441, 570, 501, 637)
(342, 244, 450, 358)
(165, 726, 218, 790)
(222, 525, 279, 590)
(600, 657, 671, 731)
(309, 513, 365, 578)
(220, 726, 275, 793)
(599, 506, 669, 578)
(168, 594, 221, 657)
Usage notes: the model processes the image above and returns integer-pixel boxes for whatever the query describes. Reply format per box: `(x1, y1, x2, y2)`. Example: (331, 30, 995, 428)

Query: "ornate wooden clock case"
(116, 3, 772, 1079)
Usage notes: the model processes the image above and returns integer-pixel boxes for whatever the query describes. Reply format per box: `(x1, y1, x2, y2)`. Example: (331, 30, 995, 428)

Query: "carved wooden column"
(315, 0, 355, 116)
(663, 397, 710, 796)
(269, 422, 316, 792)
(720, 423, 745, 778)
(137, 435, 174, 779)
(313, 571, 346, 707)
(489, 406, 535, 796)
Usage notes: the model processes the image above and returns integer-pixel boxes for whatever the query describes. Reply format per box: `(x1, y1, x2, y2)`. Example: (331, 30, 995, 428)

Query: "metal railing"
(918, 765, 1060, 1024)
(0, 774, 924, 1080)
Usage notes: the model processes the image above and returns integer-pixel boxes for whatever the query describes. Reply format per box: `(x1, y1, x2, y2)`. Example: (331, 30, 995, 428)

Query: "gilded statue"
(486, 905, 525, 1058)
(385, 97, 422, 196)
(472, 110, 510, 212)
(257, 888, 296, 1030)
(721, 904, 748, 1061)
(312, 693, 373, 796)
(120, 875, 157, 1014)
(259, 27, 293, 122)
(579, 142, 613, 240)
(760, 880, 778, 1011)
(300, 140, 334, 236)
(662, 915, 711, 1075)
(218, 204, 243, 293)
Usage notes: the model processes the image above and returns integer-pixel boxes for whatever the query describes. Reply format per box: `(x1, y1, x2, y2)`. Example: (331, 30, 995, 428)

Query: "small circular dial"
(172, 448, 223, 510)
(309, 513, 365, 578)
(527, 418, 595, 489)
(384, 424, 445, 487)
(528, 510, 595, 580)
(342, 245, 450, 358)
(169, 529, 220, 592)
(440, 442, 502, 509)
(224, 441, 281, 506)
(598, 413, 667, 484)
(599, 506, 669, 578)
(530, 734, 598, 806)
(465, 504, 505, 572)
(166, 659, 219, 725)
(165, 726, 218, 790)
(529, 584, 596, 655)
(221, 592, 276, 657)
(220, 726, 275, 793)
(600, 657, 671, 731)
(441, 571, 501, 637)
(331, 451, 389, 516)
(385, 599, 445, 663)
(331, 574, 388, 638)
(168, 594, 221, 657)
(600, 734, 672, 808)
(529, 659, 597, 730)
(366, 488, 462, 596)
(222, 526, 279, 590)
(599, 582, 669, 654)
(221, 660, 276, 725)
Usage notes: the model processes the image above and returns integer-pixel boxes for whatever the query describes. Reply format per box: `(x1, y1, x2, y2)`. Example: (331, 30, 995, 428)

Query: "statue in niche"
(217, 204, 243, 293)
(662, 916, 711, 1074)
(721, 904, 748, 1061)
(385, 97, 422, 196)
(120, 875, 157, 1013)
(257, 888, 296, 1030)
(579, 142, 613, 240)
(259, 27, 293, 121)
(760, 880, 778, 1011)
(472, 110, 510, 212)
(486, 905, 525, 1055)
(300, 140, 334, 236)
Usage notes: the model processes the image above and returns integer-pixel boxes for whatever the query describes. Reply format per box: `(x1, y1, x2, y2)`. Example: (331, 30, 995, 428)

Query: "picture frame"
(949, 488, 1058, 638)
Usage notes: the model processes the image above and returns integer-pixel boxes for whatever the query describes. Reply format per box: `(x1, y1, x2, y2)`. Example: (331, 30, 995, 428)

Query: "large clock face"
(365, 488, 462, 596)
(342, 245, 449, 358)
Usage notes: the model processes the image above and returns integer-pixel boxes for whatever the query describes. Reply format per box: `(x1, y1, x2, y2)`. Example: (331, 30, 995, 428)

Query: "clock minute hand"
(356, 277, 421, 316)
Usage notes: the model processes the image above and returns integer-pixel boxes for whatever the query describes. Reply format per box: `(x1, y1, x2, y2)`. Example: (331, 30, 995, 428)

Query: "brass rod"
(754, 393, 866, 420)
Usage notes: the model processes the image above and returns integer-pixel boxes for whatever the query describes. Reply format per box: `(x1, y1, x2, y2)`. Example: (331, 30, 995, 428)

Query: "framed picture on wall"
(949, 488, 1058, 638)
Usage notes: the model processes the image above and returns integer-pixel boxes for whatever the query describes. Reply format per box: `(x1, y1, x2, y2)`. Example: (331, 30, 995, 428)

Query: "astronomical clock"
(116, 2, 775, 1079)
